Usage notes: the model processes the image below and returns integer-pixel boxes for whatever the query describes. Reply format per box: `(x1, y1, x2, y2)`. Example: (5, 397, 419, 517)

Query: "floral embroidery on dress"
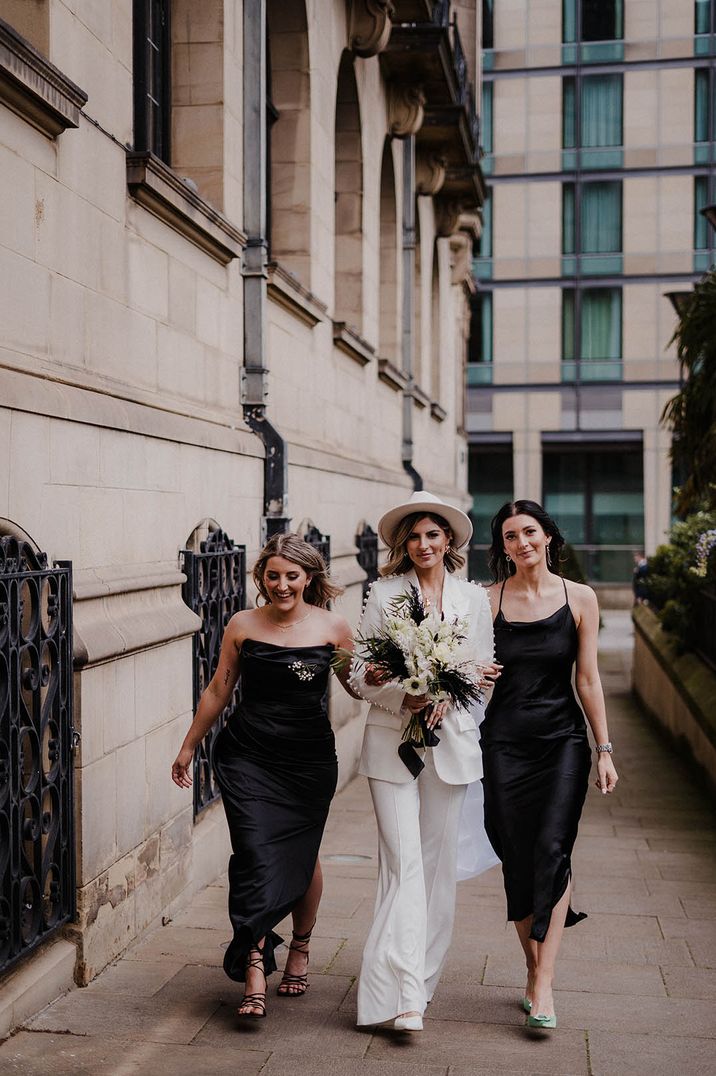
(289, 660, 318, 682)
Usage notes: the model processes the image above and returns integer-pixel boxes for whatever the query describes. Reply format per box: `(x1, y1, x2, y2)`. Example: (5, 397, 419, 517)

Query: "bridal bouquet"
(353, 585, 483, 776)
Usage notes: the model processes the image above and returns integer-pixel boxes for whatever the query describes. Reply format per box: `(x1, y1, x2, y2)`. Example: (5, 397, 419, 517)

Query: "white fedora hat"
(378, 490, 473, 550)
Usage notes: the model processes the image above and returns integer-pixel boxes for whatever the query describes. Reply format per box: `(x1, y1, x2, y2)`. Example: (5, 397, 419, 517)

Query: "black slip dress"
(480, 578, 591, 942)
(212, 640, 338, 981)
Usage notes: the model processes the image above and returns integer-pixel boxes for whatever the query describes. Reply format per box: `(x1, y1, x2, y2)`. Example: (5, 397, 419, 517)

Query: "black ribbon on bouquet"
(397, 707, 440, 779)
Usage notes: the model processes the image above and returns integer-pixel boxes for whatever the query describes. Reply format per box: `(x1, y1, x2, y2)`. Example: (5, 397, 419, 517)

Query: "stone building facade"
(467, 0, 701, 587)
(0, 0, 483, 1018)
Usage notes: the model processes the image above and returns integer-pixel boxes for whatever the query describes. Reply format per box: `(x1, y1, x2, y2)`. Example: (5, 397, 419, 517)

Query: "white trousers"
(356, 752, 467, 1026)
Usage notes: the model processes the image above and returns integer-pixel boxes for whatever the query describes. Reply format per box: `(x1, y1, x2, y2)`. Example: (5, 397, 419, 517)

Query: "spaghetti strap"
(498, 580, 507, 614)
(561, 576, 568, 602)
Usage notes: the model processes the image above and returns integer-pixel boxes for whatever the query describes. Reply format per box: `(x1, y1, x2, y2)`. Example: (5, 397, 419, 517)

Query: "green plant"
(662, 271, 716, 515)
(646, 509, 716, 651)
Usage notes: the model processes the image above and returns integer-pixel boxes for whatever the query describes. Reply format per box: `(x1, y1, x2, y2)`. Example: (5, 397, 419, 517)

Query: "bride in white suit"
(351, 491, 496, 1032)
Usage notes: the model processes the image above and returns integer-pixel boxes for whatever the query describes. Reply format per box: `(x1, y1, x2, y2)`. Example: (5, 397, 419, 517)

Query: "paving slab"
(2, 611, 716, 1075)
(588, 1029, 716, 1076)
(0, 1033, 269, 1076)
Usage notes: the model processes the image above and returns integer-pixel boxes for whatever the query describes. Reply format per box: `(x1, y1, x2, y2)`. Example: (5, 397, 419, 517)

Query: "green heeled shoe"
(522, 997, 532, 1013)
(527, 1012, 557, 1029)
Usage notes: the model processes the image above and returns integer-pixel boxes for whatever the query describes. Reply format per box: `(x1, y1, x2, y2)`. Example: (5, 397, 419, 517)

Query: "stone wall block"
(0, 249, 51, 356)
(128, 235, 169, 321)
(115, 738, 147, 854)
(85, 292, 157, 389)
(100, 654, 138, 754)
(77, 752, 118, 884)
(172, 104, 223, 170)
(49, 420, 101, 487)
(134, 640, 192, 740)
(172, 0, 222, 44)
(145, 714, 192, 834)
(195, 279, 223, 348)
(168, 259, 197, 334)
(49, 273, 86, 369)
(71, 850, 136, 985)
(0, 143, 35, 258)
(156, 323, 207, 402)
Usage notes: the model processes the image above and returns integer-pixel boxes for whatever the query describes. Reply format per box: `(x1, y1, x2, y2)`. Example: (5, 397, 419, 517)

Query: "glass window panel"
(581, 74, 623, 147)
(563, 183, 575, 254)
(581, 0, 623, 41)
(695, 175, 709, 249)
(562, 289, 575, 360)
(468, 446, 512, 579)
(581, 288, 621, 359)
(481, 83, 493, 154)
(563, 78, 576, 148)
(468, 293, 493, 364)
(581, 181, 622, 252)
(695, 0, 711, 34)
(480, 189, 493, 257)
(695, 68, 709, 142)
(563, 0, 576, 43)
(482, 0, 494, 49)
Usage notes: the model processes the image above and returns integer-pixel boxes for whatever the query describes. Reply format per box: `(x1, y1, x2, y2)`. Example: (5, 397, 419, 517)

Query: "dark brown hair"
(488, 500, 565, 582)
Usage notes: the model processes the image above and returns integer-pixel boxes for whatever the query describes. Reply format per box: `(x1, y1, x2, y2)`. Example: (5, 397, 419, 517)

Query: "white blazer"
(351, 569, 494, 785)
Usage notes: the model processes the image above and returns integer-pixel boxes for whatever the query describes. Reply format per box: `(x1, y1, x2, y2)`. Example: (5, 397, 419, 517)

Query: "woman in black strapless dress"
(480, 501, 618, 1030)
(171, 533, 359, 1020)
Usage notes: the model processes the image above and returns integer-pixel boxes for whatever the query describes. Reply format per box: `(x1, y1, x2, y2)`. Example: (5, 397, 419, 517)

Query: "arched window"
(334, 51, 363, 331)
(267, 0, 311, 282)
(378, 139, 399, 363)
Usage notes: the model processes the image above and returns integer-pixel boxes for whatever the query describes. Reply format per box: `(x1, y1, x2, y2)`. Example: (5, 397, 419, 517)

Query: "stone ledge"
(0, 937, 77, 1039)
(332, 322, 375, 367)
(632, 605, 716, 794)
(377, 357, 408, 392)
(0, 17, 87, 138)
(73, 565, 201, 669)
(430, 400, 447, 422)
(126, 151, 246, 265)
(411, 382, 431, 409)
(267, 262, 327, 327)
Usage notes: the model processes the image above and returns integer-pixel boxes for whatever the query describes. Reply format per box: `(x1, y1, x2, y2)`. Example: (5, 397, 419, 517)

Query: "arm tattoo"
(223, 668, 230, 687)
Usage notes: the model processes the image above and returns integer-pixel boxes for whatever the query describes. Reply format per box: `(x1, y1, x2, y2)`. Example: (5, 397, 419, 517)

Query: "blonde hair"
(252, 532, 343, 607)
(380, 512, 466, 577)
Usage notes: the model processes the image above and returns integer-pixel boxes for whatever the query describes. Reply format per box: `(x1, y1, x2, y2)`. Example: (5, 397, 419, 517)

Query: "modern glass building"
(467, 0, 707, 585)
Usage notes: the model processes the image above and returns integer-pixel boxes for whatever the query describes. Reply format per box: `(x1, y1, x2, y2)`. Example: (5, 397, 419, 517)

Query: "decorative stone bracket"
(416, 152, 447, 196)
(388, 82, 425, 138)
(349, 0, 395, 58)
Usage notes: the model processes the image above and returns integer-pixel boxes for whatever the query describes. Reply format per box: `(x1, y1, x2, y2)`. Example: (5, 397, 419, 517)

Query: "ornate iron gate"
(299, 520, 331, 568)
(0, 537, 75, 974)
(355, 521, 379, 599)
(181, 528, 246, 818)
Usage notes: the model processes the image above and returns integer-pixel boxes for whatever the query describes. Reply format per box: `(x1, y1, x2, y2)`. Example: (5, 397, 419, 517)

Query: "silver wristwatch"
(596, 742, 613, 753)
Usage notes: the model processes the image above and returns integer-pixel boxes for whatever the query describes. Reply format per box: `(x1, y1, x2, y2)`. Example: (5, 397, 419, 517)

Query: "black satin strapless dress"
(480, 580, 591, 943)
(212, 640, 338, 981)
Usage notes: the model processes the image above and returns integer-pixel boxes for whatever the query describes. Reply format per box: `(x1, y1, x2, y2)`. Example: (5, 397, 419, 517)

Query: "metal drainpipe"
(401, 134, 423, 492)
(241, 0, 290, 541)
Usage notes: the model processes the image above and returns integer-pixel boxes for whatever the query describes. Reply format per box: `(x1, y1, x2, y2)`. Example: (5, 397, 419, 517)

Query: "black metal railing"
(181, 529, 246, 817)
(694, 587, 716, 671)
(299, 520, 331, 569)
(355, 522, 379, 599)
(0, 536, 75, 974)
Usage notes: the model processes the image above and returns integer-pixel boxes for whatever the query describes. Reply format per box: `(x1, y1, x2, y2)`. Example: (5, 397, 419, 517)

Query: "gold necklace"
(269, 608, 313, 633)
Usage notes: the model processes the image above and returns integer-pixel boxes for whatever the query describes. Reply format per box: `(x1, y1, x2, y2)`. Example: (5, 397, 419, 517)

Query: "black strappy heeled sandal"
(276, 922, 315, 998)
(237, 946, 267, 1019)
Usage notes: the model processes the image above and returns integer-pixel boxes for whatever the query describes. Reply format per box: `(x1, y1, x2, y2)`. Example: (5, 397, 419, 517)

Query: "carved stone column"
(388, 83, 425, 138)
(349, 0, 394, 58)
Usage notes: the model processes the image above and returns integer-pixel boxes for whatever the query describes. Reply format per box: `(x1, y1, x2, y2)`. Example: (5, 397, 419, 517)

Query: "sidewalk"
(2, 613, 715, 1075)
